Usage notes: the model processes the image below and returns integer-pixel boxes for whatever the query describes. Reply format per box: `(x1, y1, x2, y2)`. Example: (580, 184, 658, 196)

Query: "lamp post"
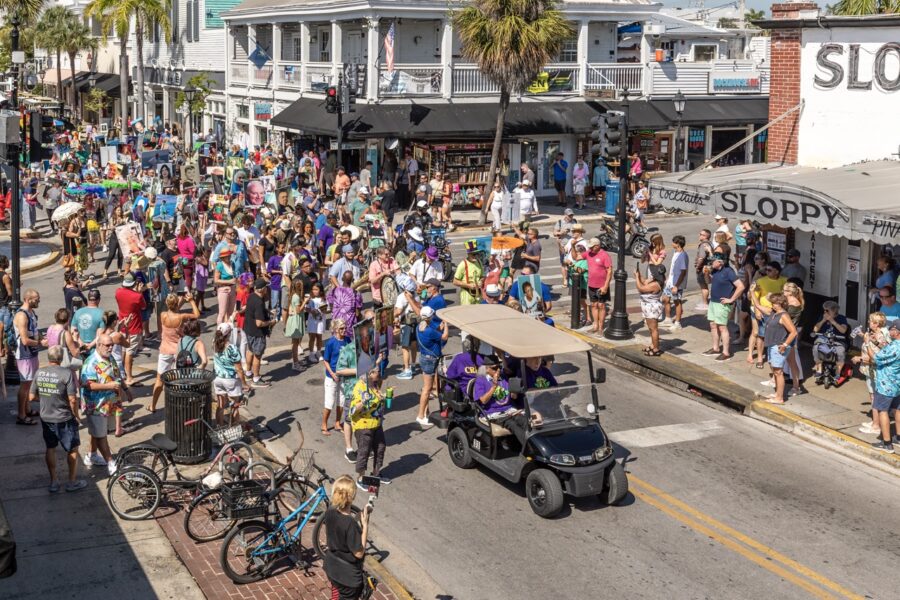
(182, 85, 197, 157)
(5, 14, 23, 385)
(604, 91, 633, 341)
(673, 89, 685, 172)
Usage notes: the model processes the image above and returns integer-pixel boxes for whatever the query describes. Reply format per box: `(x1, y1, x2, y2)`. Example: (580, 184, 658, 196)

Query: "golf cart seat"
(467, 381, 513, 436)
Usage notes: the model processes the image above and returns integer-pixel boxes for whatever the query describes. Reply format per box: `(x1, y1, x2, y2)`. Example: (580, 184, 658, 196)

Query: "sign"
(766, 231, 786, 264)
(254, 103, 272, 121)
(650, 185, 710, 211)
(814, 43, 900, 92)
(715, 189, 851, 237)
(708, 71, 762, 94)
(847, 258, 860, 282)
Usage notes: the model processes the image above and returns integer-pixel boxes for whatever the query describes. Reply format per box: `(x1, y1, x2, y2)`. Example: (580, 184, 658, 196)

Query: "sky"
(658, 0, 813, 16)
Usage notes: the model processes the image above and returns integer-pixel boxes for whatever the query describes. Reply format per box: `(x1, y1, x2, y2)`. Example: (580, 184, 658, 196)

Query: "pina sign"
(815, 43, 900, 91)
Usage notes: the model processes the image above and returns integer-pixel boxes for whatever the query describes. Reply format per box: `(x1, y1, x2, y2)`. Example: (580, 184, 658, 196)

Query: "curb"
(557, 324, 900, 476)
(22, 249, 60, 275)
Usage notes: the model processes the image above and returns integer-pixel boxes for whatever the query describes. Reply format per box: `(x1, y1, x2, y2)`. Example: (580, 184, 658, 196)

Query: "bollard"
(570, 266, 582, 329)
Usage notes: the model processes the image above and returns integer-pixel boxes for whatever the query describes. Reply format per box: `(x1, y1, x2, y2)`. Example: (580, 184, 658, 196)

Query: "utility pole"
(336, 73, 344, 170)
(605, 91, 633, 340)
(5, 14, 23, 385)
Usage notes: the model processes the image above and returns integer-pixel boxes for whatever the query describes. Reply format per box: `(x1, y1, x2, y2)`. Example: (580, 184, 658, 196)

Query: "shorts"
(589, 287, 610, 304)
(126, 333, 144, 354)
(431, 196, 443, 208)
(16, 356, 39, 381)
(756, 314, 768, 337)
(707, 302, 732, 326)
(768, 344, 788, 369)
(872, 392, 900, 412)
(640, 298, 663, 321)
(41, 418, 81, 452)
(419, 353, 439, 376)
(86, 414, 109, 438)
(324, 376, 344, 411)
(157, 353, 176, 373)
(554, 179, 566, 193)
(400, 324, 415, 348)
(695, 271, 709, 290)
(214, 377, 243, 398)
(662, 288, 684, 303)
(247, 334, 267, 357)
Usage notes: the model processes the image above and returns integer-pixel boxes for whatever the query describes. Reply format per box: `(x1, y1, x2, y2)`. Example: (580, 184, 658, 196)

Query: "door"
(344, 32, 365, 65)
(541, 140, 560, 194)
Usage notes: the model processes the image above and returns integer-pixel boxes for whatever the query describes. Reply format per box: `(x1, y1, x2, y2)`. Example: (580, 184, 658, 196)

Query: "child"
(212, 323, 250, 426)
(266, 240, 285, 319)
(193, 246, 209, 312)
(661, 235, 688, 331)
(306, 282, 326, 363)
(233, 272, 253, 370)
(284, 278, 308, 370)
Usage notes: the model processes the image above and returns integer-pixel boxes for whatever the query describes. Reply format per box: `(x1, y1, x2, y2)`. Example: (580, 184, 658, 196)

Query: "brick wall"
(766, 3, 818, 165)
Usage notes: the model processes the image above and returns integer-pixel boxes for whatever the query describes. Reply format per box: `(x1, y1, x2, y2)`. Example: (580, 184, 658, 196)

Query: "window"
(319, 30, 330, 62)
(186, 0, 193, 42)
(237, 104, 249, 119)
(292, 36, 303, 62)
(557, 36, 577, 63)
(693, 44, 717, 62)
(171, 0, 178, 42)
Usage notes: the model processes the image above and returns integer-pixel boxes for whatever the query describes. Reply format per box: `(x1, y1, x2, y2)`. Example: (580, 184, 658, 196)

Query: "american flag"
(384, 22, 395, 74)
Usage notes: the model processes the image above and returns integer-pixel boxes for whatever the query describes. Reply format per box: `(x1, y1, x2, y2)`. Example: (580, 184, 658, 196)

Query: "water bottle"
(385, 387, 394, 410)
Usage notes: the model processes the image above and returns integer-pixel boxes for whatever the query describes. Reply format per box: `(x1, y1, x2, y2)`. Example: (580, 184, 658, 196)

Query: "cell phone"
(359, 475, 381, 494)
(236, 300, 242, 311)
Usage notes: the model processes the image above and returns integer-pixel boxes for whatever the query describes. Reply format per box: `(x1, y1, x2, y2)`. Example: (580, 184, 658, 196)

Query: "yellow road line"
(630, 477, 864, 600)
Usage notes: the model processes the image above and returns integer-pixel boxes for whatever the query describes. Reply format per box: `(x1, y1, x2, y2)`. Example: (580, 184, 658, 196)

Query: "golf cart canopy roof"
(437, 305, 592, 358)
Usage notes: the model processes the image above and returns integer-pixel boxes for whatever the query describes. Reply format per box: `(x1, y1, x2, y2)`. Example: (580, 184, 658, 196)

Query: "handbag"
(62, 254, 75, 269)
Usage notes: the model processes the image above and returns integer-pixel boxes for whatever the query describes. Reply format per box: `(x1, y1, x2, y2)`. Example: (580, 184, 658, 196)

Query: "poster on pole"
(99, 146, 117, 167)
(115, 223, 147, 257)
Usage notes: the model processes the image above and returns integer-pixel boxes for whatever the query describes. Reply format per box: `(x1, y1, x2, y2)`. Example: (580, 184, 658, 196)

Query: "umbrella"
(491, 236, 524, 251)
(51, 201, 84, 222)
(340, 225, 362, 241)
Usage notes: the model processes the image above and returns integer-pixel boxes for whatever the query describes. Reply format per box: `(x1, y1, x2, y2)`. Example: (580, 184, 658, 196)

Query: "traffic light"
(28, 111, 55, 162)
(591, 110, 626, 162)
(325, 86, 338, 114)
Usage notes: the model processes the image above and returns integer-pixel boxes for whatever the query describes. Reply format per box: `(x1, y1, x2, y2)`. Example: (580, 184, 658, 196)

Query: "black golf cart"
(428, 305, 628, 518)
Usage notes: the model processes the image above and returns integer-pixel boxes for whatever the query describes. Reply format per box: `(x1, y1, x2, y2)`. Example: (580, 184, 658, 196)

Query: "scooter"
(598, 217, 650, 259)
(813, 330, 849, 389)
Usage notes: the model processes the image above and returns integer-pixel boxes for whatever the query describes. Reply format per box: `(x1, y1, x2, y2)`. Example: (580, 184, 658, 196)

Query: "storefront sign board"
(708, 71, 762, 94)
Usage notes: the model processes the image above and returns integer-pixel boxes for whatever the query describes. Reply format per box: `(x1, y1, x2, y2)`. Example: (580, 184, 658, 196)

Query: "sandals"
(755, 362, 765, 369)
(643, 348, 664, 357)
(16, 416, 37, 426)
(26, 410, 39, 418)
(763, 394, 786, 404)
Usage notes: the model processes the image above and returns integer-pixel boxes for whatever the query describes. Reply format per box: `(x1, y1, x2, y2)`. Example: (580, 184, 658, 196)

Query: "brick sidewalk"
(157, 496, 401, 600)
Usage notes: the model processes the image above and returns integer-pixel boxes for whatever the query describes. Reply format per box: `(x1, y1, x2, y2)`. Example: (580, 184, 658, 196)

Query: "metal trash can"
(162, 368, 215, 464)
(605, 182, 620, 216)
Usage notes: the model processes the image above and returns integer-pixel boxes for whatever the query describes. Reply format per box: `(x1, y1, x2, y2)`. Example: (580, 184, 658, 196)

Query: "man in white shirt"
(661, 235, 689, 330)
(518, 180, 538, 219)
(360, 161, 373, 187)
(410, 246, 445, 291)
(405, 150, 419, 184)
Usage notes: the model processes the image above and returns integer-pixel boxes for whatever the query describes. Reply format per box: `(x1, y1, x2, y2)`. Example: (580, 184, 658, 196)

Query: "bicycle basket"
(221, 479, 268, 519)
(209, 424, 244, 446)
(291, 449, 317, 481)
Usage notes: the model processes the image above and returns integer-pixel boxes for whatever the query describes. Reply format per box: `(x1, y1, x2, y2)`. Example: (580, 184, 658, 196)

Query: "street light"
(182, 85, 197, 157)
(673, 89, 685, 172)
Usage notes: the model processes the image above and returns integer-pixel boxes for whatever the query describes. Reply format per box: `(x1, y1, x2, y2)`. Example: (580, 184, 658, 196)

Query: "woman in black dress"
(321, 475, 371, 600)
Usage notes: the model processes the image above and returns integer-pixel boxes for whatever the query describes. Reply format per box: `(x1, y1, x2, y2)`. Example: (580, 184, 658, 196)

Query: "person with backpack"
(175, 317, 207, 370)
(149, 292, 200, 413)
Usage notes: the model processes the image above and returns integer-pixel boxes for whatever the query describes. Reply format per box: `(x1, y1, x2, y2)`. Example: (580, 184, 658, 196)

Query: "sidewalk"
(553, 296, 900, 475)
(0, 238, 61, 274)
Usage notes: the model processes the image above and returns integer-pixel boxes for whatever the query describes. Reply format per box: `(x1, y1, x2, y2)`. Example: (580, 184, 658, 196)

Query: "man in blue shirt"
(877, 285, 900, 319)
(870, 320, 900, 452)
(212, 226, 249, 275)
(552, 152, 568, 207)
(323, 320, 351, 437)
(72, 289, 104, 352)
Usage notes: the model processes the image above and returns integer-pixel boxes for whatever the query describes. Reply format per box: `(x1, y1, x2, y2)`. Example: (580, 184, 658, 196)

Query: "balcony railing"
(648, 60, 770, 96)
(306, 62, 333, 92)
(252, 65, 273, 86)
(453, 63, 580, 96)
(230, 63, 247, 84)
(379, 64, 443, 96)
(585, 64, 643, 94)
(452, 64, 499, 95)
(278, 62, 301, 88)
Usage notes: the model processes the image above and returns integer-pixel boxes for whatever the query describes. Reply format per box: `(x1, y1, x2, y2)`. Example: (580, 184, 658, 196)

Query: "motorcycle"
(598, 217, 650, 259)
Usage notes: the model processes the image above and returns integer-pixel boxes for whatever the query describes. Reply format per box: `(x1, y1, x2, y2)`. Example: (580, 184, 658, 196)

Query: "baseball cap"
(715, 214, 726, 220)
(122, 273, 137, 287)
(889, 320, 900, 331)
(342, 244, 356, 254)
(417, 184, 428, 193)
(485, 284, 502, 298)
(409, 227, 424, 242)
(564, 208, 574, 216)
(425, 278, 442, 288)
(482, 354, 501, 367)
(350, 172, 359, 177)
(217, 322, 233, 335)
(280, 220, 292, 231)
(358, 186, 370, 195)
(324, 202, 335, 211)
(420, 306, 435, 319)
(787, 249, 801, 257)
(588, 237, 602, 248)
(522, 180, 532, 186)
(144, 247, 158, 260)
(416, 199, 428, 209)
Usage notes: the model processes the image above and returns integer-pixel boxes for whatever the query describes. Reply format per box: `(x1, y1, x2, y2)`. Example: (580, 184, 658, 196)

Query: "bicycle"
(107, 419, 255, 521)
(219, 452, 361, 584)
(184, 423, 325, 542)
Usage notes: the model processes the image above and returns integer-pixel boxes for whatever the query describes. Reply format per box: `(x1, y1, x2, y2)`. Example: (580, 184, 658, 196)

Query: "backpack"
(175, 337, 198, 369)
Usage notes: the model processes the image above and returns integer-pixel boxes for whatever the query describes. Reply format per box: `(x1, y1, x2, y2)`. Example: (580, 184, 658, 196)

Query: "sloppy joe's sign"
(715, 190, 850, 233)
(815, 43, 900, 92)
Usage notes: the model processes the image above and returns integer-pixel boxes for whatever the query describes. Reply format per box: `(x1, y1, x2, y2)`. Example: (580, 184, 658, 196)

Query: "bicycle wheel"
(220, 520, 277, 584)
(107, 465, 162, 521)
(183, 489, 237, 542)
(277, 476, 329, 519)
(313, 505, 362, 560)
(118, 446, 170, 481)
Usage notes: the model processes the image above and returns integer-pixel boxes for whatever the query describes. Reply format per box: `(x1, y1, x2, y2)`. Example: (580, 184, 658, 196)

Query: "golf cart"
(429, 305, 628, 518)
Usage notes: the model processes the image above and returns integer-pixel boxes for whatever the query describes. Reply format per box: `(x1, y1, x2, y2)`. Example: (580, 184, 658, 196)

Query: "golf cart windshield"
(527, 385, 598, 428)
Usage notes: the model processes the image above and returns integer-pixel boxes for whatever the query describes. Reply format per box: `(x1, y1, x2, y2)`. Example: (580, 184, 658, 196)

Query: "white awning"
(649, 161, 900, 245)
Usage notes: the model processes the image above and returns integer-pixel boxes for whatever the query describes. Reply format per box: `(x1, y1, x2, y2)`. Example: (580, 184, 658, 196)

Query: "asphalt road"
(18, 212, 898, 600)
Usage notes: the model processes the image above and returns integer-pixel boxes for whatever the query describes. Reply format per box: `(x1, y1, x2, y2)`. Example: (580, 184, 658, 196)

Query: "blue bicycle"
(219, 453, 360, 584)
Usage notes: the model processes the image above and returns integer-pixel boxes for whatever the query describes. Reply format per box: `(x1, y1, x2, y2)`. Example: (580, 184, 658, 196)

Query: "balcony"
(230, 62, 247, 84)
(278, 62, 301, 88)
(379, 64, 443, 97)
(452, 63, 580, 96)
(252, 65, 273, 87)
(584, 64, 644, 95)
(306, 62, 333, 92)
(647, 60, 770, 96)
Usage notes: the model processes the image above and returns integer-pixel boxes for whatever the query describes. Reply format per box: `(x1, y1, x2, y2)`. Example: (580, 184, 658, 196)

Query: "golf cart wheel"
(604, 461, 628, 506)
(448, 428, 475, 469)
(525, 469, 564, 518)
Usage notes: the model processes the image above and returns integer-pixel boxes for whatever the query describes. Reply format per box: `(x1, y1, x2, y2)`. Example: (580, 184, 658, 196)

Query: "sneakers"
(345, 449, 358, 463)
(396, 369, 413, 380)
(760, 380, 776, 388)
(669, 322, 683, 331)
(702, 348, 721, 356)
(659, 318, 673, 327)
(87, 452, 107, 467)
(48, 481, 60, 493)
(107, 459, 118, 476)
(416, 416, 434, 429)
(65, 479, 88, 492)
(871, 439, 895, 453)
(859, 422, 880, 434)
(714, 354, 732, 362)
(251, 379, 271, 388)
(787, 387, 807, 397)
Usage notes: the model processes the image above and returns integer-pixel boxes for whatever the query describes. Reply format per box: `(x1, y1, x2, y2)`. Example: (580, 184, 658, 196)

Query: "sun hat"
(420, 306, 435, 319)
(409, 227, 424, 242)
(425, 246, 439, 260)
(572, 224, 585, 232)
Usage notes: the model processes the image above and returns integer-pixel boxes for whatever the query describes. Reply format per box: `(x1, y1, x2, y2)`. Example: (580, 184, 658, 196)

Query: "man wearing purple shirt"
(473, 357, 514, 417)
(266, 240, 285, 317)
(446, 339, 486, 396)
(317, 212, 336, 259)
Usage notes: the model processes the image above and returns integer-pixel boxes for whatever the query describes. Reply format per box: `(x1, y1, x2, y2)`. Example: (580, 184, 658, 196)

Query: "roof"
(436, 305, 592, 358)
(649, 160, 900, 244)
(617, 97, 768, 129)
(620, 13, 734, 37)
(755, 14, 900, 30)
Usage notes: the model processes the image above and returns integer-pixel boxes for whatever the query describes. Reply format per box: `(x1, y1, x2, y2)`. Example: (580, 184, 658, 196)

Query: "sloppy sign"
(712, 188, 852, 238)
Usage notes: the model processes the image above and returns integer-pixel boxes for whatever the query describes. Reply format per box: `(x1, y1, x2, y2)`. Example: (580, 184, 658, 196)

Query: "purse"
(62, 254, 75, 269)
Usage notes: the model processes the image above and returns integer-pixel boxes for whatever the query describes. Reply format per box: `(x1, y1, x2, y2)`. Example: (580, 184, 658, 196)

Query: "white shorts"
(157, 353, 176, 373)
(214, 377, 243, 398)
(324, 376, 344, 411)
(307, 316, 325, 336)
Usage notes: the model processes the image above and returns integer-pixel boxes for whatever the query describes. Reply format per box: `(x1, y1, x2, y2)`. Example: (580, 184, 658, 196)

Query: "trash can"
(605, 182, 620, 216)
(163, 368, 215, 464)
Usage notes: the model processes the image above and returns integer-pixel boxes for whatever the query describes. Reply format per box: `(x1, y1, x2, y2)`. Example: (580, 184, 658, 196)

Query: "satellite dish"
(385, 138, 399, 150)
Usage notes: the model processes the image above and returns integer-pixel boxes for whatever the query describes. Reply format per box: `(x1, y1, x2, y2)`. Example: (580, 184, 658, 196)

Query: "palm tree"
(62, 19, 99, 117)
(35, 5, 71, 104)
(86, 0, 171, 128)
(454, 0, 572, 222)
(830, 0, 899, 14)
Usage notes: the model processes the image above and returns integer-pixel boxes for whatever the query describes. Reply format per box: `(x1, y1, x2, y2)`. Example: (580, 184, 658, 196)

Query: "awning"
(606, 97, 769, 129)
(89, 73, 124, 97)
(271, 98, 606, 140)
(649, 160, 900, 245)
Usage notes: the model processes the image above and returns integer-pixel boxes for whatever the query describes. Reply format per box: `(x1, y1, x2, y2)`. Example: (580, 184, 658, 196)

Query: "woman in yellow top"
(749, 260, 787, 368)
(453, 241, 483, 305)
(349, 367, 387, 482)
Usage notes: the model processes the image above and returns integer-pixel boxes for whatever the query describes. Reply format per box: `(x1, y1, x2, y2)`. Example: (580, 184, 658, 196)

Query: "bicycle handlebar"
(313, 463, 333, 484)
(184, 418, 200, 426)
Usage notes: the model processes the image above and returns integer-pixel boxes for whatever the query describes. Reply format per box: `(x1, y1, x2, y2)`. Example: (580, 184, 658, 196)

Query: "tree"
(62, 17, 98, 116)
(84, 87, 109, 118)
(35, 5, 71, 105)
(829, 0, 899, 14)
(175, 72, 216, 145)
(454, 0, 572, 223)
(745, 8, 767, 22)
(0, 1, 45, 72)
(718, 18, 738, 29)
